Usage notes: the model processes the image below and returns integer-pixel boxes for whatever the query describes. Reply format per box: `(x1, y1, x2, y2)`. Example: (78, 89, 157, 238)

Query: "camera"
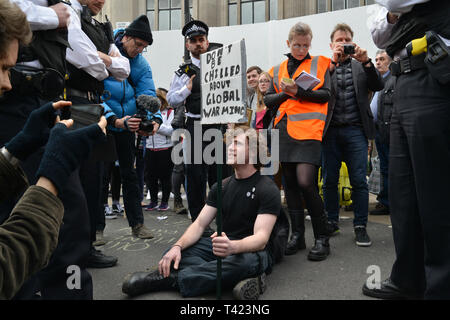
(134, 95, 161, 133)
(343, 44, 355, 55)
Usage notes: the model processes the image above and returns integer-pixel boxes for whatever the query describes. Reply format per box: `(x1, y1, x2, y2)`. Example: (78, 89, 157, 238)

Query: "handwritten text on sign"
(201, 40, 247, 124)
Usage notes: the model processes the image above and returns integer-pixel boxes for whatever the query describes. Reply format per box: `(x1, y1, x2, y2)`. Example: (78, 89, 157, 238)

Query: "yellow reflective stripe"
(288, 112, 327, 122)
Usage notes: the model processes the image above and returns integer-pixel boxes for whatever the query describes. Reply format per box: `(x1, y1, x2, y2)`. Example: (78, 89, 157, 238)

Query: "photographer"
(0, 0, 107, 299)
(103, 15, 162, 239)
(321, 23, 383, 246)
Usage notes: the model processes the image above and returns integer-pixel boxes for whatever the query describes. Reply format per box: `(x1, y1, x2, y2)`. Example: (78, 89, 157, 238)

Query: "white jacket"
(146, 108, 174, 150)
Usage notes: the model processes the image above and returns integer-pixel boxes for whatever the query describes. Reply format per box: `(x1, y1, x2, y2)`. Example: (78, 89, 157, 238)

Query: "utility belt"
(390, 53, 427, 76)
(66, 88, 102, 104)
(391, 31, 450, 85)
(9, 65, 65, 100)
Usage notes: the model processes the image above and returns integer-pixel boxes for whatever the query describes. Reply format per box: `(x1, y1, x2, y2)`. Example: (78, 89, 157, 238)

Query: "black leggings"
(282, 162, 327, 238)
(144, 148, 174, 204)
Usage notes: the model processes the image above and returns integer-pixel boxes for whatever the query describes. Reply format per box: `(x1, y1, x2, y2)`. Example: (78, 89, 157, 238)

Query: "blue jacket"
(102, 29, 162, 132)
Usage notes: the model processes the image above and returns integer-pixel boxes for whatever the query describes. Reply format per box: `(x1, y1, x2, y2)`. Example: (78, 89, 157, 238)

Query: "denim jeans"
(374, 131, 390, 207)
(322, 125, 369, 227)
(175, 237, 270, 297)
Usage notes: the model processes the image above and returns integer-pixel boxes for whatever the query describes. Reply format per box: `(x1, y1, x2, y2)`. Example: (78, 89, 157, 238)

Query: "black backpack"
(222, 176, 289, 271)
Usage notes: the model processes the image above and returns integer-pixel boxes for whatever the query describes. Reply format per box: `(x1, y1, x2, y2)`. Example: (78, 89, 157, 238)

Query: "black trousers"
(71, 96, 105, 245)
(111, 130, 144, 228)
(389, 67, 450, 299)
(184, 118, 230, 222)
(144, 148, 173, 204)
(0, 94, 93, 300)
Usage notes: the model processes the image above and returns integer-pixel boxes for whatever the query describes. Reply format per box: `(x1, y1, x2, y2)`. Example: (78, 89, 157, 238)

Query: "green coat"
(0, 153, 63, 300)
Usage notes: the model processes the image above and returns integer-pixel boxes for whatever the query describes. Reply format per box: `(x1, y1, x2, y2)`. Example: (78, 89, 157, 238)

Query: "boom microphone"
(136, 95, 161, 114)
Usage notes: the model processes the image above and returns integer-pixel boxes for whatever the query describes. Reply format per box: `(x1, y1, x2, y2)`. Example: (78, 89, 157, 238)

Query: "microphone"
(136, 95, 161, 114)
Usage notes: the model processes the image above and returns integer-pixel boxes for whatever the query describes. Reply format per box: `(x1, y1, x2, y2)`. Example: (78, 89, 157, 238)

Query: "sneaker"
(104, 205, 117, 220)
(354, 226, 372, 247)
(132, 224, 154, 239)
(157, 202, 170, 211)
(145, 202, 158, 211)
(326, 221, 340, 237)
(112, 203, 125, 216)
(233, 273, 267, 300)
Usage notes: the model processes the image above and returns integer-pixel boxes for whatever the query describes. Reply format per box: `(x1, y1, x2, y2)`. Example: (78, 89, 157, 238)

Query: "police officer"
(167, 20, 229, 224)
(363, 0, 450, 300)
(65, 0, 129, 269)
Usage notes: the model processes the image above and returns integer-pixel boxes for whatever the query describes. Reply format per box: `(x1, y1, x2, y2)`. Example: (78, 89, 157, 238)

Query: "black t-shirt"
(206, 171, 281, 240)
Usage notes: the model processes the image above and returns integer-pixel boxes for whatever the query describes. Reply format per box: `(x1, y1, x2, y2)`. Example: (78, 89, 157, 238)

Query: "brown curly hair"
(0, 0, 32, 59)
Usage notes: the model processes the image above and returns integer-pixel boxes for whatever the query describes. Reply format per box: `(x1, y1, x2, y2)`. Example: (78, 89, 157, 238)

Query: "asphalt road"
(89, 194, 395, 301)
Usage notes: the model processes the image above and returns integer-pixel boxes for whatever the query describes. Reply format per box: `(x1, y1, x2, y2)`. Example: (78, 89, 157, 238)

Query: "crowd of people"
(0, 0, 449, 301)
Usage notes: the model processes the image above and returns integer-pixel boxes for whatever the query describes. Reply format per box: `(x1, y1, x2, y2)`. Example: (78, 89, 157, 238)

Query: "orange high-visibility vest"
(268, 55, 330, 141)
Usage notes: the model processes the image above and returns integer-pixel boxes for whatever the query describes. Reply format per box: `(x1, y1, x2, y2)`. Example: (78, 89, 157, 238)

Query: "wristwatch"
(0, 146, 20, 168)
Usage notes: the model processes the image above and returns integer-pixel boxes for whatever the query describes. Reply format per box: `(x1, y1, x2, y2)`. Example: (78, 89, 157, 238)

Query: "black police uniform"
(171, 21, 230, 223)
(382, 0, 450, 299)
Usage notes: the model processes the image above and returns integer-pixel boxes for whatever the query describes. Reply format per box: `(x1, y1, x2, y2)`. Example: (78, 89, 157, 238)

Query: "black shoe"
(122, 270, 178, 297)
(307, 237, 330, 261)
(354, 226, 372, 247)
(87, 248, 118, 268)
(370, 203, 390, 215)
(285, 232, 306, 255)
(233, 273, 267, 300)
(325, 221, 340, 237)
(362, 278, 420, 300)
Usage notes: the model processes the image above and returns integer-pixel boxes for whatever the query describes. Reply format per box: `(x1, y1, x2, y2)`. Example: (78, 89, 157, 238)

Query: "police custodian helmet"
(182, 20, 209, 39)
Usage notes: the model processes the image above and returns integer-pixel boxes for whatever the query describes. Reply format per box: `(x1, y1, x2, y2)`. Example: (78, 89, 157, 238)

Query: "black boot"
(285, 210, 306, 255)
(122, 270, 178, 297)
(307, 236, 330, 261)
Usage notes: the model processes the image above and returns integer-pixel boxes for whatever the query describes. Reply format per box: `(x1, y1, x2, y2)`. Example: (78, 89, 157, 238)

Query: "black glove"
(5, 102, 57, 161)
(36, 122, 105, 193)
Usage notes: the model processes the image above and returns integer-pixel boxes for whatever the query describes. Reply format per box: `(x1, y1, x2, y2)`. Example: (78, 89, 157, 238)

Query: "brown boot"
(132, 224, 154, 239)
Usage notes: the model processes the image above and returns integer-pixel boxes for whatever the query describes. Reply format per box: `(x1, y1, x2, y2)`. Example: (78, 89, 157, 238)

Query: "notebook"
(294, 71, 321, 90)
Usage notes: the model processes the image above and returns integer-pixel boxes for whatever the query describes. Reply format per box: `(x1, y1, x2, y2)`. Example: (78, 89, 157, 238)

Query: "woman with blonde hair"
(265, 21, 332, 261)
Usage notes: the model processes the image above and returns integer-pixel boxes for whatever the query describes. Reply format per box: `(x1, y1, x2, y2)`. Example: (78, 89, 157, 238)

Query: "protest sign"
(201, 39, 247, 125)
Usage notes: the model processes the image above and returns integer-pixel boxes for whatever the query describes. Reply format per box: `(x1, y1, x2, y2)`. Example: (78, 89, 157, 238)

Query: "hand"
(50, 3, 70, 28)
(116, 116, 141, 132)
(351, 44, 369, 64)
(36, 121, 106, 193)
(211, 232, 235, 258)
(150, 121, 160, 136)
(98, 51, 112, 68)
(280, 79, 298, 97)
(158, 246, 182, 278)
(186, 75, 196, 91)
(387, 12, 400, 24)
(5, 101, 72, 161)
(332, 43, 344, 63)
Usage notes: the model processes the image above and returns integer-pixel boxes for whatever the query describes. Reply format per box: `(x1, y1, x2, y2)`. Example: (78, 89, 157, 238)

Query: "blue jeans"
(375, 131, 390, 207)
(175, 237, 270, 297)
(322, 126, 369, 227)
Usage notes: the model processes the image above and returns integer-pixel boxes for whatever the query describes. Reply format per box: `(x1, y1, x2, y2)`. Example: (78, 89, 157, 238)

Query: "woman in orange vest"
(265, 22, 331, 261)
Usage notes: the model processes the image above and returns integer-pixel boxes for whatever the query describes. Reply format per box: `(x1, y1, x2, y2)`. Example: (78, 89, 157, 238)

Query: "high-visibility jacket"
(268, 55, 330, 141)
